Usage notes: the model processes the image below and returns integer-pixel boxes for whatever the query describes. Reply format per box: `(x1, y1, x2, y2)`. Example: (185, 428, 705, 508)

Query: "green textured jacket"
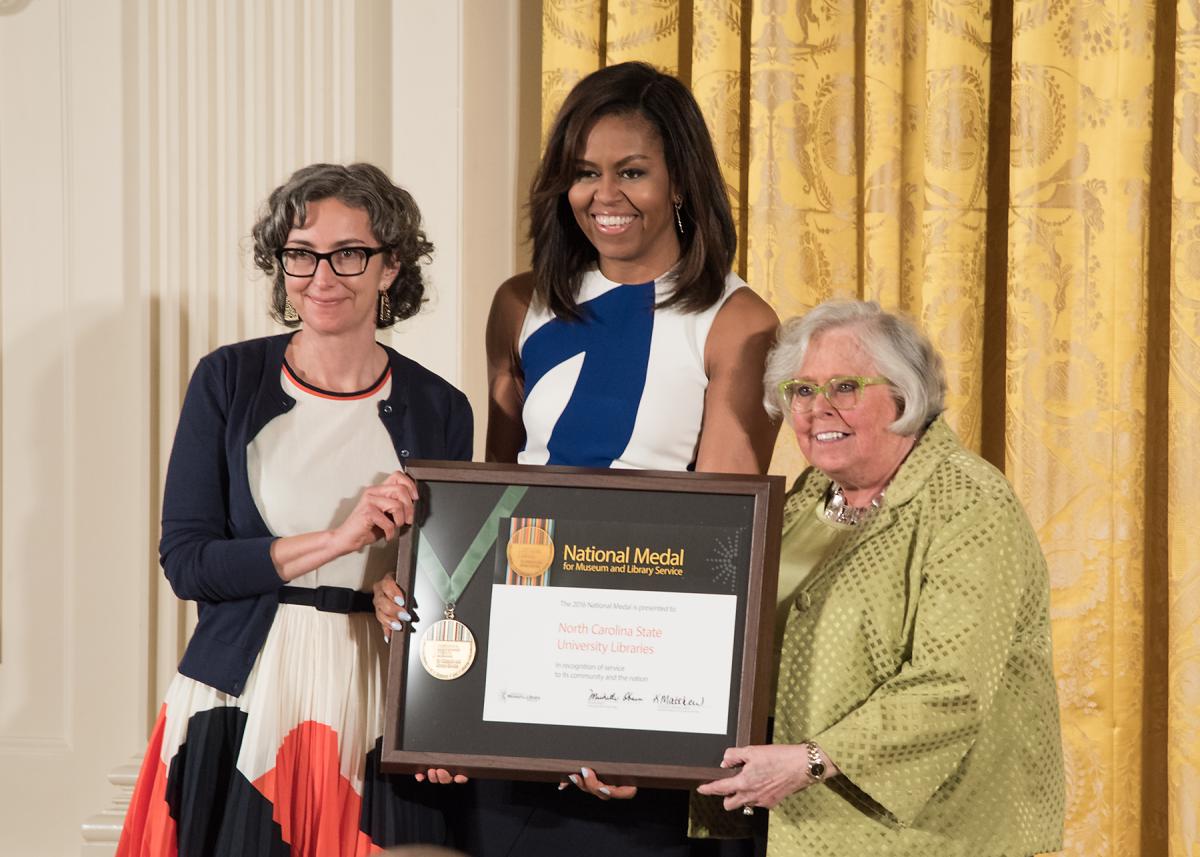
(767, 418, 1065, 856)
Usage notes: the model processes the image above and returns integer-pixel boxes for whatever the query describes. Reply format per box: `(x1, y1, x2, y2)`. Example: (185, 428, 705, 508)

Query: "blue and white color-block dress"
(517, 268, 747, 470)
(459, 268, 757, 857)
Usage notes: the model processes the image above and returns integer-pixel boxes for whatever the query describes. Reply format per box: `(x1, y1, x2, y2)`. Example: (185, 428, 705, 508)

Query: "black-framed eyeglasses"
(275, 246, 386, 277)
(778, 375, 891, 413)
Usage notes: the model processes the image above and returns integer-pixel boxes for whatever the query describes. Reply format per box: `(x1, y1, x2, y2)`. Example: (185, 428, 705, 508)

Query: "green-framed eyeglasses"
(777, 376, 891, 413)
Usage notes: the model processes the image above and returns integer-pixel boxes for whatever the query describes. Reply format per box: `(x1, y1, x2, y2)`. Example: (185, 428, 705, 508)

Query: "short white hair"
(763, 300, 946, 436)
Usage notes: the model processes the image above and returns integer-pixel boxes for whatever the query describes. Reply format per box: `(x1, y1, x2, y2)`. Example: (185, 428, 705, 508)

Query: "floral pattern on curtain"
(539, 0, 1200, 853)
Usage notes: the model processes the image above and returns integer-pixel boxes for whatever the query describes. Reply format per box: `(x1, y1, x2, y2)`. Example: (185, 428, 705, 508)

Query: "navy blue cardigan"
(159, 332, 473, 695)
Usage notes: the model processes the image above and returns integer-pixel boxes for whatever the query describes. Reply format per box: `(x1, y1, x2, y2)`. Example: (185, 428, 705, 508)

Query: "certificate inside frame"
(381, 460, 784, 789)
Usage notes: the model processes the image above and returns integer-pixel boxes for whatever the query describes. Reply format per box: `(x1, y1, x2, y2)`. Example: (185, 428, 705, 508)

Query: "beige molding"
(79, 759, 141, 856)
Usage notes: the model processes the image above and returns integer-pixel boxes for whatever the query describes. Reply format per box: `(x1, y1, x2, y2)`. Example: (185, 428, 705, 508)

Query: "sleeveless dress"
(118, 363, 450, 856)
(517, 268, 744, 470)
(456, 268, 760, 857)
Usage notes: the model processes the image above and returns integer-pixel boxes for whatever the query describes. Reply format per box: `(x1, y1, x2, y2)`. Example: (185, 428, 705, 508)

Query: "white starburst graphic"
(707, 530, 743, 592)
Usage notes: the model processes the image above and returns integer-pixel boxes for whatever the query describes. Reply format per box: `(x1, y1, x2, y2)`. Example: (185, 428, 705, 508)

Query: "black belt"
(277, 585, 374, 614)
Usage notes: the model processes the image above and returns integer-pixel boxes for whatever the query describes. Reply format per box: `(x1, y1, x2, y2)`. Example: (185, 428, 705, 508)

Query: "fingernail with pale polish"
(599, 787, 611, 796)
(394, 595, 406, 607)
(397, 611, 412, 622)
(568, 775, 580, 786)
(390, 620, 404, 631)
(557, 782, 569, 791)
(580, 767, 591, 779)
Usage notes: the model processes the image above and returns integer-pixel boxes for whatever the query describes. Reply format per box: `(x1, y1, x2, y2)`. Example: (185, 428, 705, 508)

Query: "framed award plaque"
(380, 461, 784, 789)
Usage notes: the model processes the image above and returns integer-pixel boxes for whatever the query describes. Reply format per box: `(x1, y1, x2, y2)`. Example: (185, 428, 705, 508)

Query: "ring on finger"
(742, 805, 755, 816)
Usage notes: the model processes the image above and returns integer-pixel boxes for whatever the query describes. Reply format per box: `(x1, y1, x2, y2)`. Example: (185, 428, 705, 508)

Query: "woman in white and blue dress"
(118, 163, 472, 856)
(376, 62, 779, 857)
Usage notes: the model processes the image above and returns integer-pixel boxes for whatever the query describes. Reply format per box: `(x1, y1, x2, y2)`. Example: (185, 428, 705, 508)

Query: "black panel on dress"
(164, 707, 290, 857)
(361, 737, 453, 846)
(454, 780, 763, 857)
(162, 708, 454, 853)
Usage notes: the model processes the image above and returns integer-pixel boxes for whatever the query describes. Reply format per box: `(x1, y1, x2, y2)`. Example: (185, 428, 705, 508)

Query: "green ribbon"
(416, 485, 528, 607)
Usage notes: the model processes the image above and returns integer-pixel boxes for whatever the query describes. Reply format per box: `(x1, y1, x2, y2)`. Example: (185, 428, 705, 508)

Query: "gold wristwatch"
(806, 742, 826, 782)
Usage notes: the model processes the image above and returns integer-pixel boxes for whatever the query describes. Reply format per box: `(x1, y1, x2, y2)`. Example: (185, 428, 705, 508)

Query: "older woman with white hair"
(697, 300, 1065, 856)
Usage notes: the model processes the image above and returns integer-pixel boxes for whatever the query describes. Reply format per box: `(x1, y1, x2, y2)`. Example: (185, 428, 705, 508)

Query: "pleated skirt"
(117, 604, 452, 856)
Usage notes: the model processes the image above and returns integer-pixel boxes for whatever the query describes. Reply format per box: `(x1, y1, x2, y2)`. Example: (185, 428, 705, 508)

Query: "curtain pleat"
(1169, 0, 1200, 850)
(688, 0, 748, 274)
(538, 2, 1200, 849)
(1007, 0, 1157, 853)
(906, 4, 992, 450)
(540, 0, 606, 140)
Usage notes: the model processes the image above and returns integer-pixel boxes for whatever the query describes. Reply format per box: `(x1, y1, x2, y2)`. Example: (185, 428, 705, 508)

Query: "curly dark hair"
(251, 163, 433, 328)
(530, 62, 737, 319)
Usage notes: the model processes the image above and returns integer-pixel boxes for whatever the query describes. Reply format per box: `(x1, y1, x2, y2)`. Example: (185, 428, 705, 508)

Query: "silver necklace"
(824, 483, 884, 526)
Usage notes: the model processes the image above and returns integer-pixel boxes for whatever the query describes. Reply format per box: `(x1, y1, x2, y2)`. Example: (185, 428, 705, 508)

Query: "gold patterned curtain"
(540, 0, 1200, 853)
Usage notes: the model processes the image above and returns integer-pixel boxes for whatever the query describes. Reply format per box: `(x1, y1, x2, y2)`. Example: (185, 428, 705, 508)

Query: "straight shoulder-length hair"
(530, 62, 737, 319)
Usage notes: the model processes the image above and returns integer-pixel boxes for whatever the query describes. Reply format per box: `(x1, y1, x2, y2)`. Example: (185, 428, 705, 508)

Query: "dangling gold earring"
(674, 198, 685, 235)
(377, 291, 391, 324)
(283, 298, 300, 322)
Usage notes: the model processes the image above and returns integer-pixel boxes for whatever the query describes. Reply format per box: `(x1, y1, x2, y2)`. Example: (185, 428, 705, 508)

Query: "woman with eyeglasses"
(118, 163, 472, 854)
(696, 301, 1065, 857)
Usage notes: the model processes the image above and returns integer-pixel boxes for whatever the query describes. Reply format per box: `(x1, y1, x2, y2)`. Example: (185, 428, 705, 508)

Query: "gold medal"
(419, 616, 476, 680)
(412, 486, 528, 680)
(506, 525, 555, 579)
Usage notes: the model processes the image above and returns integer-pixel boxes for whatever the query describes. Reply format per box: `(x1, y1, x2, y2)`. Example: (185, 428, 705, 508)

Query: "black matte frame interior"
(380, 460, 784, 788)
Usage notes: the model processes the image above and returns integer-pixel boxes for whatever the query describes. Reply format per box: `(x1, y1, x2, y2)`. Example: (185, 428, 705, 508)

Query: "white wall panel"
(388, 1, 464, 387)
(0, 0, 69, 749)
(0, 2, 147, 855)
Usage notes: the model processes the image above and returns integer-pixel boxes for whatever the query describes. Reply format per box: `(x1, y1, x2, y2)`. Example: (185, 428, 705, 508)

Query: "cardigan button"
(794, 591, 813, 612)
(380, 403, 393, 414)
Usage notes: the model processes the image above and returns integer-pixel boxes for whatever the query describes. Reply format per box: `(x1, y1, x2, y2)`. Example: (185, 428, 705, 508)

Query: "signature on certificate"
(586, 690, 646, 705)
(653, 693, 706, 709)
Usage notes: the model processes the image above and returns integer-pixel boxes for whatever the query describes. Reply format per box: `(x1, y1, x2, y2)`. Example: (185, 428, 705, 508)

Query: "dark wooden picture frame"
(381, 460, 784, 788)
